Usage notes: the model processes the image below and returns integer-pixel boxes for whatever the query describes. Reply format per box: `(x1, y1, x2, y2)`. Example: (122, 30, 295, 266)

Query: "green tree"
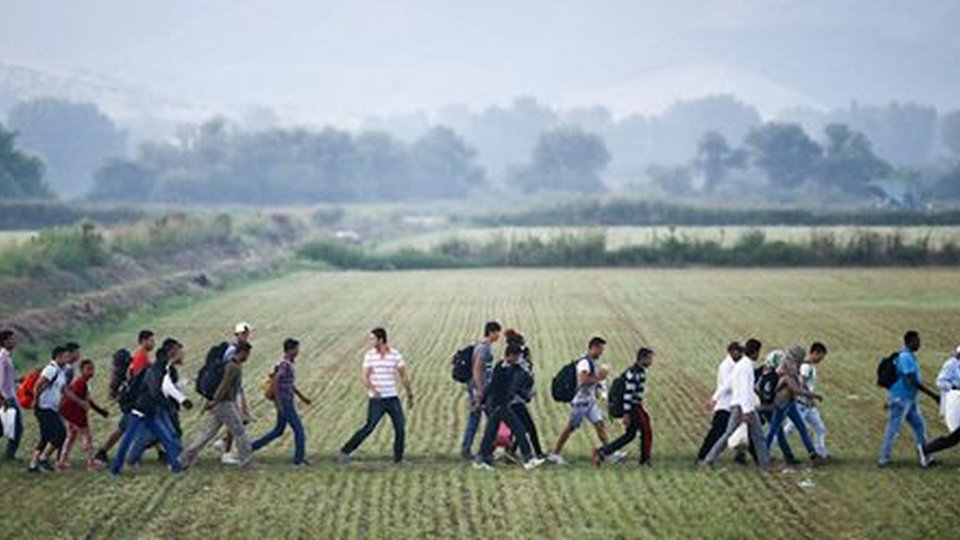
(515, 127, 610, 194)
(815, 123, 891, 193)
(0, 122, 51, 199)
(694, 130, 747, 193)
(745, 122, 822, 189)
(409, 126, 485, 199)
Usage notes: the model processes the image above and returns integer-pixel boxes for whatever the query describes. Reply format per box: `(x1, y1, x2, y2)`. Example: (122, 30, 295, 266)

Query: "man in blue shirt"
(879, 330, 940, 467)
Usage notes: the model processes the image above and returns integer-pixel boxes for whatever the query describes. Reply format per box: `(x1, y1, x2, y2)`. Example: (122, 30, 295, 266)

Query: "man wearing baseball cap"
(214, 322, 255, 464)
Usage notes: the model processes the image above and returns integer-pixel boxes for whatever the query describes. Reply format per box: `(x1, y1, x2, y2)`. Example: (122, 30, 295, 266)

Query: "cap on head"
(235, 321, 252, 334)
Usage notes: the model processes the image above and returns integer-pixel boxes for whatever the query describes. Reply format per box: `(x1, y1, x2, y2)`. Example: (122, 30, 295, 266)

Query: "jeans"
(252, 399, 306, 464)
(111, 413, 183, 475)
(341, 396, 405, 462)
(602, 404, 652, 462)
(128, 409, 179, 466)
(783, 403, 828, 457)
(3, 401, 23, 459)
(756, 408, 796, 462)
(697, 410, 730, 461)
(765, 401, 816, 456)
(478, 404, 532, 465)
(703, 406, 770, 469)
(880, 397, 927, 462)
(461, 382, 483, 457)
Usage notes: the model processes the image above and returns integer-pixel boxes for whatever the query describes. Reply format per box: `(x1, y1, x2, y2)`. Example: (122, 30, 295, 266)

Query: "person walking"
(504, 329, 545, 460)
(879, 331, 939, 468)
(251, 338, 312, 466)
(593, 347, 655, 467)
(547, 337, 610, 465)
(696, 343, 740, 462)
(460, 321, 501, 460)
(765, 346, 821, 464)
(58, 360, 110, 470)
(783, 342, 830, 459)
(28, 346, 71, 473)
(0, 329, 23, 460)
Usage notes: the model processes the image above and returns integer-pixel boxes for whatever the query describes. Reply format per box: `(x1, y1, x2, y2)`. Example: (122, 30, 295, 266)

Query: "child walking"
(59, 360, 109, 470)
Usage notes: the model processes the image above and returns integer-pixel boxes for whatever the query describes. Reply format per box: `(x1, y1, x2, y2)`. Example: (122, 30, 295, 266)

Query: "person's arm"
(361, 364, 380, 398)
(578, 363, 605, 386)
(398, 364, 414, 408)
(210, 364, 240, 405)
(89, 398, 109, 418)
(162, 372, 192, 409)
(905, 374, 940, 402)
(472, 347, 485, 401)
(63, 385, 89, 410)
(293, 385, 311, 405)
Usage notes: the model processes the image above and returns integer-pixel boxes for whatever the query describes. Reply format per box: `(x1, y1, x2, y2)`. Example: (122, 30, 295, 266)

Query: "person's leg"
(110, 416, 145, 475)
(637, 405, 653, 464)
(461, 383, 481, 458)
(904, 401, 927, 447)
(500, 405, 533, 460)
(589, 405, 609, 446)
(42, 412, 66, 461)
(382, 397, 406, 463)
(880, 398, 907, 463)
(512, 403, 544, 457)
(703, 407, 742, 465)
(183, 412, 225, 467)
(765, 406, 787, 450)
(218, 403, 252, 466)
(745, 413, 770, 470)
(80, 426, 97, 468)
(146, 415, 183, 472)
(697, 410, 730, 461)
(923, 427, 960, 455)
(251, 405, 287, 452)
(341, 399, 387, 456)
(804, 407, 828, 457)
(784, 402, 816, 456)
(97, 414, 130, 460)
(127, 424, 159, 466)
(6, 402, 22, 459)
(554, 405, 585, 454)
(477, 407, 503, 464)
(601, 413, 639, 456)
(59, 422, 78, 467)
(286, 403, 306, 464)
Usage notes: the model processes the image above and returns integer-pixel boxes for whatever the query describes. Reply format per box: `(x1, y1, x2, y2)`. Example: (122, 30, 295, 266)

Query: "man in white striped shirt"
(339, 327, 414, 464)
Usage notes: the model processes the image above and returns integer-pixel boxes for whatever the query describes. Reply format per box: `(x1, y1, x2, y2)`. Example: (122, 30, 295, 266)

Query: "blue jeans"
(252, 399, 306, 464)
(111, 413, 182, 475)
(765, 401, 815, 456)
(461, 382, 483, 456)
(3, 401, 23, 459)
(127, 409, 179, 466)
(880, 397, 927, 462)
(341, 397, 405, 462)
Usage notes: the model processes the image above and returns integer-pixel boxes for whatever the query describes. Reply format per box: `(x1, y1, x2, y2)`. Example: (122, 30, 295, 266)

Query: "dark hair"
(155, 338, 182, 362)
(727, 341, 744, 353)
(505, 343, 523, 357)
(637, 347, 654, 361)
(283, 338, 300, 353)
(138, 330, 155, 343)
(0, 329, 13, 345)
(588, 336, 607, 349)
(80, 359, 94, 370)
(236, 342, 253, 354)
(484, 321, 502, 336)
(744, 338, 762, 356)
(371, 328, 388, 343)
(51, 345, 66, 359)
(904, 331, 920, 345)
(64, 342, 80, 352)
(504, 328, 524, 345)
(810, 342, 828, 355)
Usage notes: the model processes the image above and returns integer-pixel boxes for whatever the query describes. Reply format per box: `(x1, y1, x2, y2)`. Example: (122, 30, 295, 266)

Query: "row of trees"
(0, 123, 50, 199)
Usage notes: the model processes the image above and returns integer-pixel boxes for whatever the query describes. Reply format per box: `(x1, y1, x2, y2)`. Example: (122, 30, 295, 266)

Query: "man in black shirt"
(473, 344, 546, 471)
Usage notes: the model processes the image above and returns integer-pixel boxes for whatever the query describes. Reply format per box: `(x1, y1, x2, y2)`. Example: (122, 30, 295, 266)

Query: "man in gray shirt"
(460, 321, 501, 460)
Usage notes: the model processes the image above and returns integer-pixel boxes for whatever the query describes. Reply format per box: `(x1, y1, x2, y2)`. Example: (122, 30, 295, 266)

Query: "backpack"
(552, 359, 592, 403)
(16, 368, 42, 409)
(196, 342, 231, 400)
(262, 363, 279, 401)
(451, 345, 475, 383)
(608, 371, 627, 418)
(877, 351, 900, 389)
(117, 368, 147, 414)
(108, 348, 132, 401)
(757, 370, 779, 405)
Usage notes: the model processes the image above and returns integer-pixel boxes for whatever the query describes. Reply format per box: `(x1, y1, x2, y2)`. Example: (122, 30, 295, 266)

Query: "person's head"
(764, 349, 784, 372)
(744, 338, 763, 361)
(234, 321, 252, 344)
(80, 359, 95, 379)
(158, 338, 184, 365)
(0, 329, 15, 351)
(587, 336, 607, 359)
(484, 321, 502, 342)
(283, 338, 300, 360)
(904, 330, 920, 352)
(504, 343, 523, 364)
(808, 342, 828, 364)
(138, 330, 156, 351)
(504, 328, 524, 346)
(64, 342, 81, 364)
(234, 341, 253, 362)
(786, 346, 806, 366)
(637, 347, 654, 368)
(51, 345, 68, 365)
(370, 327, 388, 349)
(955, 345, 960, 360)
(727, 341, 744, 361)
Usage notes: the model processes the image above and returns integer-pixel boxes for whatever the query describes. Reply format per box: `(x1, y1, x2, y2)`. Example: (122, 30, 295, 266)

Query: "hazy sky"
(2, 0, 958, 119)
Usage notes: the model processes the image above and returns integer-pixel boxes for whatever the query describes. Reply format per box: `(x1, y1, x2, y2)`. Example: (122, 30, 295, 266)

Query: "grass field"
(2, 268, 960, 539)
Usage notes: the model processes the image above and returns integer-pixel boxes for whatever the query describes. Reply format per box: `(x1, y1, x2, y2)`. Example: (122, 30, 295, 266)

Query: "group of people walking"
(1, 323, 959, 475)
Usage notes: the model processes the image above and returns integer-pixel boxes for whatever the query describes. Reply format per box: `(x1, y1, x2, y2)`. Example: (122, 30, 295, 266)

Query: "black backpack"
(877, 351, 900, 389)
(552, 360, 590, 403)
(756, 370, 779, 405)
(608, 372, 627, 418)
(108, 348, 132, 400)
(451, 345, 475, 383)
(117, 368, 147, 414)
(196, 342, 231, 400)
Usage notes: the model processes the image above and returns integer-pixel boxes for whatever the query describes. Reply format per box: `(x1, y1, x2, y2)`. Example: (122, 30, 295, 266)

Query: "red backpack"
(17, 368, 42, 409)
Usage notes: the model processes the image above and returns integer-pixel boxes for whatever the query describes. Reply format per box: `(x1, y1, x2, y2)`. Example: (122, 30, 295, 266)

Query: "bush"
(0, 222, 109, 276)
(0, 201, 145, 230)
(113, 213, 233, 259)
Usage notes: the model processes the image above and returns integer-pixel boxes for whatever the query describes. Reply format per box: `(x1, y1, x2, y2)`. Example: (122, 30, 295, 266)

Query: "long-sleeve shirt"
(162, 365, 188, 406)
(622, 363, 647, 413)
(484, 361, 521, 408)
(212, 361, 242, 403)
(936, 356, 960, 416)
(0, 347, 16, 401)
(731, 358, 757, 414)
(711, 355, 736, 412)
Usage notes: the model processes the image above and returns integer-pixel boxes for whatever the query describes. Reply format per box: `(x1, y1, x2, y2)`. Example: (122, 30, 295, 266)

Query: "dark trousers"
(34, 408, 66, 453)
(603, 404, 653, 462)
(341, 397, 405, 462)
(510, 402, 544, 457)
(478, 404, 532, 464)
(4, 401, 23, 459)
(924, 427, 960, 455)
(697, 410, 730, 461)
(252, 399, 306, 464)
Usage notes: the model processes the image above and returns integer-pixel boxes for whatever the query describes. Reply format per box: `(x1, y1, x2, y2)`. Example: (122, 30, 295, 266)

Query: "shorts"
(569, 402, 603, 429)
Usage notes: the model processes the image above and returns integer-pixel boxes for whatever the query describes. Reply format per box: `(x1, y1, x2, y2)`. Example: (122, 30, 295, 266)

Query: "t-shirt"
(712, 355, 736, 412)
(890, 348, 920, 401)
(130, 347, 151, 376)
(37, 361, 66, 411)
(474, 341, 495, 386)
(572, 356, 598, 405)
(363, 347, 405, 399)
(0, 347, 16, 401)
(274, 357, 296, 403)
(60, 377, 90, 427)
(797, 363, 818, 407)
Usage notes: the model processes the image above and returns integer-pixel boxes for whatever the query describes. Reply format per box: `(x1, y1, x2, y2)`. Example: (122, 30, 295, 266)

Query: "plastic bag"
(945, 390, 960, 432)
(0, 407, 16, 440)
(728, 422, 749, 450)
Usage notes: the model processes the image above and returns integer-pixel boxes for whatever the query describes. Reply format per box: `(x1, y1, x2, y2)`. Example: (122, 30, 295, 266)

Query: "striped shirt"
(622, 364, 647, 412)
(363, 347, 405, 398)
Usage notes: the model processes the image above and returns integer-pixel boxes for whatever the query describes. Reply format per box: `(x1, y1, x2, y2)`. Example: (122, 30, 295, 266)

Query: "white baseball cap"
(234, 321, 253, 334)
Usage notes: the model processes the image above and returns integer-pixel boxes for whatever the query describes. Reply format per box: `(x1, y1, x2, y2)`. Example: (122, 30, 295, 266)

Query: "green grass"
(2, 268, 960, 538)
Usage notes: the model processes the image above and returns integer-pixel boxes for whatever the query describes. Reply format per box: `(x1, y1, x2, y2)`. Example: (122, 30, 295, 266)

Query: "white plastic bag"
(944, 390, 960, 432)
(728, 422, 749, 450)
(0, 407, 16, 440)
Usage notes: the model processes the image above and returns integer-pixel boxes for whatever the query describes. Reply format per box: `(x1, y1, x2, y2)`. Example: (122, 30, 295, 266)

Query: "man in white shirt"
(696, 342, 739, 461)
(29, 346, 72, 473)
(0, 329, 22, 460)
(701, 341, 770, 470)
(547, 337, 610, 465)
(339, 327, 414, 464)
(784, 342, 829, 458)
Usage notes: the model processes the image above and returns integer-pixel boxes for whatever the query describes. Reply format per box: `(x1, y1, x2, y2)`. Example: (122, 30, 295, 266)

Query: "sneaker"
(546, 453, 566, 465)
(523, 457, 546, 471)
(918, 445, 935, 468)
(294, 460, 311, 468)
(877, 458, 890, 468)
(606, 450, 627, 465)
(472, 461, 495, 472)
(212, 440, 226, 455)
(337, 452, 352, 465)
(638, 459, 652, 468)
(221, 453, 241, 465)
(94, 449, 108, 463)
(460, 451, 474, 461)
(27, 462, 45, 474)
(591, 448, 604, 468)
(37, 459, 55, 472)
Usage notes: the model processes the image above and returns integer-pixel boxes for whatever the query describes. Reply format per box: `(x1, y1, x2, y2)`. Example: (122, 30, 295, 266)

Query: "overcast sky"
(2, 0, 958, 120)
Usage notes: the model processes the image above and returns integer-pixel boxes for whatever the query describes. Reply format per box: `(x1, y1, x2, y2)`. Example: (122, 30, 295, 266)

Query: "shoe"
(221, 453, 241, 465)
(460, 451, 474, 461)
(94, 449, 108, 463)
(733, 453, 748, 465)
(523, 457, 546, 471)
(877, 458, 890, 468)
(918, 445, 935, 468)
(546, 453, 566, 465)
(27, 462, 45, 474)
(294, 460, 311, 468)
(38, 459, 55, 472)
(56, 461, 71, 472)
(472, 461, 494, 472)
(212, 440, 226, 455)
(337, 452, 351, 465)
(606, 450, 627, 465)
(592, 448, 604, 468)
